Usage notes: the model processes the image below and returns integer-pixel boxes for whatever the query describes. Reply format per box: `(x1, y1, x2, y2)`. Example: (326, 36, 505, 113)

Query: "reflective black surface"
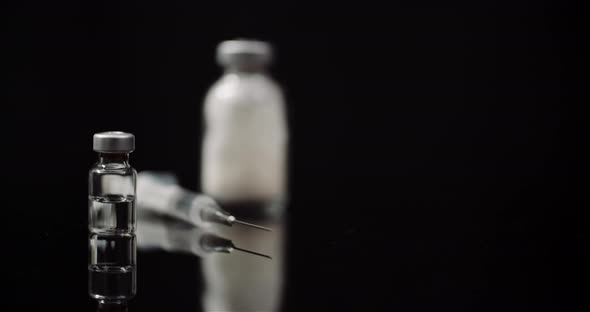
(1, 0, 586, 310)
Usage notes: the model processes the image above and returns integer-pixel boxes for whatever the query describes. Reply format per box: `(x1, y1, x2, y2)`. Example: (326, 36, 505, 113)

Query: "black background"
(1, 0, 587, 311)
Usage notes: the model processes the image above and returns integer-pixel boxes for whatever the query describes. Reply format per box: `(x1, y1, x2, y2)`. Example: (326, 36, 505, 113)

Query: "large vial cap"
(93, 131, 135, 153)
(216, 39, 273, 69)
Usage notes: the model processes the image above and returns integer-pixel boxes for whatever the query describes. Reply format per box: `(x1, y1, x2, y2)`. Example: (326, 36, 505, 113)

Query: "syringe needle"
(234, 219, 272, 232)
(232, 245, 272, 259)
(200, 206, 273, 231)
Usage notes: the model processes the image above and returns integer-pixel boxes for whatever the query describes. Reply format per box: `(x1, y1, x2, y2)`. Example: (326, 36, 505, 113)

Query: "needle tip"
(233, 246, 272, 259)
(234, 219, 273, 232)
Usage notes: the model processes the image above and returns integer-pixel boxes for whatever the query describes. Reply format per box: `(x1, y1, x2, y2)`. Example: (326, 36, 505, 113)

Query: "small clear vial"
(88, 131, 137, 306)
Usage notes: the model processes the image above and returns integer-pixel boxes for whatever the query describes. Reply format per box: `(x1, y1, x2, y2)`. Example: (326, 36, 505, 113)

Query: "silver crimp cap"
(93, 131, 135, 153)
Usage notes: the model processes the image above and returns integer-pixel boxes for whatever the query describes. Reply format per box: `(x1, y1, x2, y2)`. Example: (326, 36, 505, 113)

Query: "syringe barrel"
(136, 171, 218, 227)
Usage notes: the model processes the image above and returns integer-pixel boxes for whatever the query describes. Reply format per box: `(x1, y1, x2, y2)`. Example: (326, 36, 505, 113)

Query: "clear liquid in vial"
(89, 195, 135, 232)
(89, 266, 136, 300)
(89, 194, 136, 300)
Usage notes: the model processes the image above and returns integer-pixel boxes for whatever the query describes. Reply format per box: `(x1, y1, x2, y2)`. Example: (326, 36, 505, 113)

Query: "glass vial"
(201, 39, 288, 312)
(88, 131, 137, 305)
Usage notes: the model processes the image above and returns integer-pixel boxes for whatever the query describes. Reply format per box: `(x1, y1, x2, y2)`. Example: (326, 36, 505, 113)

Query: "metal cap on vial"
(93, 131, 135, 153)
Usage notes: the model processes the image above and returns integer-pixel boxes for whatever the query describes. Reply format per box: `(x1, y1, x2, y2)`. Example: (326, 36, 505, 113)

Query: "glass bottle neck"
(224, 65, 268, 75)
(98, 153, 130, 166)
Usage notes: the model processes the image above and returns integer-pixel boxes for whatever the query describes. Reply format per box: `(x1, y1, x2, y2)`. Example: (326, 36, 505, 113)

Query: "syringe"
(137, 212, 271, 259)
(136, 171, 271, 232)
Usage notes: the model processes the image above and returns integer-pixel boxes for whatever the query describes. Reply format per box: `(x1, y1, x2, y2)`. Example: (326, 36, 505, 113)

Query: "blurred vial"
(88, 132, 137, 306)
(201, 39, 288, 312)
